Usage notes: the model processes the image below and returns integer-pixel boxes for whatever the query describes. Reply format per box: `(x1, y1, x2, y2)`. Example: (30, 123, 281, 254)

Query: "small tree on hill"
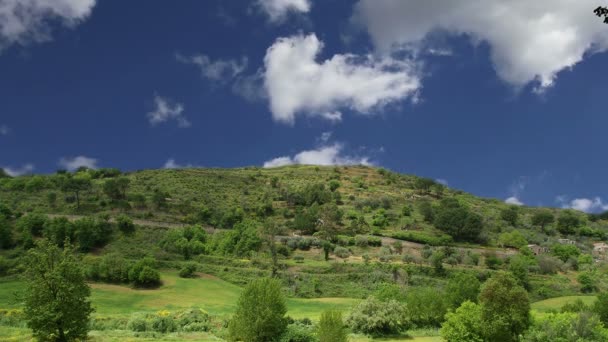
(60, 174, 92, 209)
(23, 239, 93, 342)
(531, 210, 554, 231)
(228, 278, 287, 341)
(501, 206, 519, 226)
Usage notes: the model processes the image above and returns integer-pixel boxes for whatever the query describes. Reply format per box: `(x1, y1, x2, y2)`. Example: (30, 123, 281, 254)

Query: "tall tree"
(318, 310, 348, 342)
(60, 174, 92, 209)
(23, 240, 93, 342)
(479, 272, 531, 342)
(228, 278, 287, 341)
(260, 220, 282, 277)
(531, 210, 554, 231)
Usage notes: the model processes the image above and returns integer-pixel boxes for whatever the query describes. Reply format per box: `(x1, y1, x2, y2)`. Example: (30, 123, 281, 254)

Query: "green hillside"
(2, 165, 608, 341)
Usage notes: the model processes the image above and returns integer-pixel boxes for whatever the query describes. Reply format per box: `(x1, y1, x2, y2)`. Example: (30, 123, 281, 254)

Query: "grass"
(0, 271, 358, 319)
(531, 295, 597, 312)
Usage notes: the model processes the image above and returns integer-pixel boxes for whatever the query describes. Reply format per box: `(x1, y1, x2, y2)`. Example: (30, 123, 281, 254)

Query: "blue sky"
(1, 0, 608, 212)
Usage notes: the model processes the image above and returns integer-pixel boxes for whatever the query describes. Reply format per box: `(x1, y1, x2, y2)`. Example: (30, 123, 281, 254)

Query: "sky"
(1, 0, 608, 213)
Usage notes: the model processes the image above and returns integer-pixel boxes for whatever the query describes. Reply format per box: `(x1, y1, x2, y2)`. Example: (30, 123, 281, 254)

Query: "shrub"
(138, 266, 161, 287)
(405, 287, 447, 327)
(280, 322, 317, 342)
(127, 315, 148, 332)
(151, 312, 177, 333)
(179, 262, 198, 278)
(176, 308, 210, 332)
(334, 246, 350, 259)
(116, 214, 135, 235)
(346, 296, 408, 336)
(317, 310, 347, 342)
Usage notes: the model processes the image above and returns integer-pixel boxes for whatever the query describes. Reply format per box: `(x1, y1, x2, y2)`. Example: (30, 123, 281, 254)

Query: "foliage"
(593, 292, 608, 325)
(498, 230, 527, 248)
(440, 301, 483, 342)
(551, 244, 581, 263)
(531, 210, 555, 230)
(280, 322, 317, 342)
(345, 296, 408, 336)
(229, 278, 288, 342)
(317, 310, 347, 342)
(479, 272, 531, 342)
(179, 262, 198, 278)
(22, 240, 93, 342)
(116, 214, 135, 235)
(501, 206, 519, 226)
(161, 225, 207, 259)
(433, 199, 483, 242)
(445, 272, 481, 309)
(405, 287, 447, 327)
(556, 211, 582, 235)
(523, 311, 608, 342)
(128, 257, 161, 287)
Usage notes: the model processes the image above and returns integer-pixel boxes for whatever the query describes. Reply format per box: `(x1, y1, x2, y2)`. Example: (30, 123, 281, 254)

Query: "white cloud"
(436, 178, 448, 186)
(176, 53, 248, 83)
(264, 143, 372, 168)
(256, 0, 311, 23)
(2, 163, 34, 176)
(0, 125, 8, 135)
(557, 196, 608, 213)
(353, 0, 608, 90)
(59, 155, 98, 171)
(163, 159, 197, 169)
(263, 33, 421, 124)
(505, 196, 524, 206)
(0, 0, 96, 52)
(147, 95, 190, 128)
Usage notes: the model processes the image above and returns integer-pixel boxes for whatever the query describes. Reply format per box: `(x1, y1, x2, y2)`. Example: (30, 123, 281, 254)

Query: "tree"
(23, 240, 93, 342)
(498, 230, 527, 248)
(440, 301, 483, 342)
(317, 310, 348, 342)
(60, 174, 92, 209)
(260, 220, 282, 277)
(551, 244, 580, 263)
(501, 206, 519, 226)
(418, 200, 434, 223)
(531, 210, 554, 231)
(433, 200, 483, 242)
(557, 210, 582, 235)
(102, 177, 130, 201)
(479, 272, 531, 342)
(593, 292, 608, 325)
(346, 296, 408, 336)
(405, 287, 447, 327)
(523, 311, 608, 342)
(508, 255, 531, 290)
(0, 214, 13, 249)
(414, 177, 436, 194)
(116, 214, 135, 235)
(229, 278, 287, 341)
(445, 273, 481, 309)
(321, 241, 333, 261)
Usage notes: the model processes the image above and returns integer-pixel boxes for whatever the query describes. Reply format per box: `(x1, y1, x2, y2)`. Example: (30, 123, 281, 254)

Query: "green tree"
(23, 240, 93, 342)
(531, 210, 554, 231)
(440, 301, 483, 342)
(557, 210, 582, 234)
(523, 311, 608, 342)
(0, 214, 13, 249)
(414, 177, 436, 195)
(116, 214, 135, 235)
(346, 296, 408, 336)
(418, 200, 434, 223)
(445, 273, 481, 309)
(501, 206, 519, 226)
(405, 287, 447, 327)
(479, 272, 531, 342)
(260, 220, 282, 277)
(60, 174, 92, 209)
(592, 292, 608, 325)
(508, 255, 531, 290)
(317, 310, 348, 342)
(102, 177, 130, 201)
(551, 244, 580, 262)
(229, 278, 287, 342)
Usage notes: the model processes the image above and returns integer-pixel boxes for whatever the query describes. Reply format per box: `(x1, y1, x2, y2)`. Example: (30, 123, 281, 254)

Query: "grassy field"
(0, 271, 358, 320)
(531, 295, 597, 312)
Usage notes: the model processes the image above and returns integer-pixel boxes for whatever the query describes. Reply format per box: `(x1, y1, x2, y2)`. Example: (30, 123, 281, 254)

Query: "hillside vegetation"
(2, 165, 608, 341)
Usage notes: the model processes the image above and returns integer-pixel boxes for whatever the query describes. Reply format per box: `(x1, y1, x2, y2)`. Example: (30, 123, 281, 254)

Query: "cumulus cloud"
(0, 0, 96, 52)
(147, 95, 190, 128)
(264, 143, 372, 168)
(1, 163, 34, 176)
(59, 155, 98, 171)
(176, 53, 248, 83)
(163, 159, 197, 169)
(436, 178, 449, 186)
(505, 196, 524, 206)
(256, 0, 311, 23)
(0, 125, 8, 135)
(353, 0, 608, 90)
(263, 33, 421, 124)
(556, 195, 608, 213)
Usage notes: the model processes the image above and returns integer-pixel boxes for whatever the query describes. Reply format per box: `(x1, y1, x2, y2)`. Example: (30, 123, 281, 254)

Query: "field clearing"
(0, 271, 358, 319)
(531, 295, 597, 312)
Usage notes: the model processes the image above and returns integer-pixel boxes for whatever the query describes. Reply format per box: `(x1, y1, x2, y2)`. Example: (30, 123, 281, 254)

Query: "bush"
(440, 301, 483, 342)
(116, 214, 135, 235)
(138, 266, 161, 287)
(151, 312, 177, 333)
(176, 308, 210, 332)
(334, 246, 350, 259)
(280, 322, 317, 342)
(127, 315, 148, 332)
(318, 310, 347, 342)
(346, 296, 408, 336)
(405, 287, 447, 327)
(179, 262, 198, 278)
